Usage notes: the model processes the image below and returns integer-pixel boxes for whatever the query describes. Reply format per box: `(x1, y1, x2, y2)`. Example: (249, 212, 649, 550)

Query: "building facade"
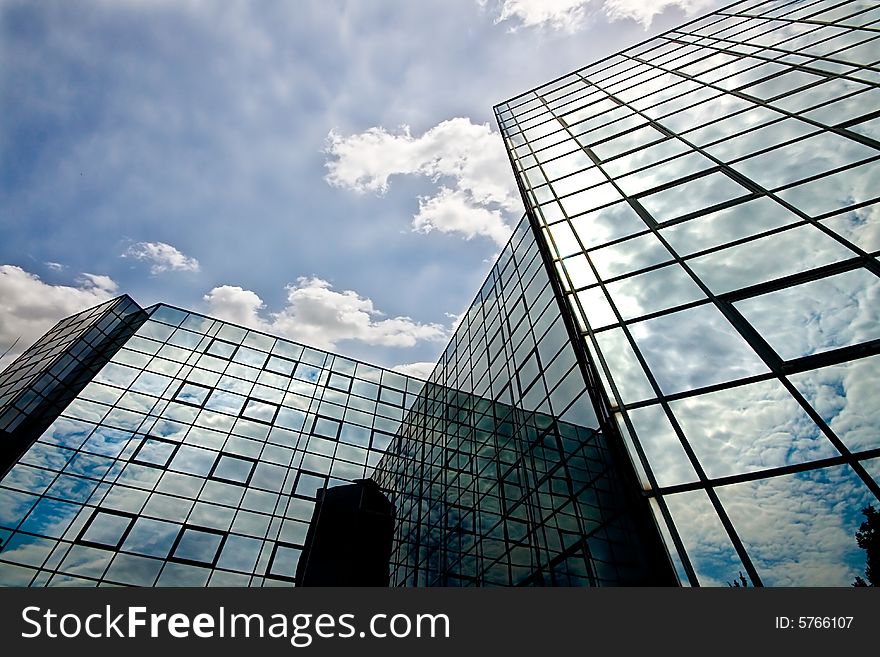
(494, 0, 880, 585)
(374, 216, 674, 586)
(1, 0, 878, 586)
(0, 301, 424, 586)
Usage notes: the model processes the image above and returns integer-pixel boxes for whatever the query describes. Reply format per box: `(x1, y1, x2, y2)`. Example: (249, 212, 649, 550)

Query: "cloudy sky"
(1, 0, 725, 376)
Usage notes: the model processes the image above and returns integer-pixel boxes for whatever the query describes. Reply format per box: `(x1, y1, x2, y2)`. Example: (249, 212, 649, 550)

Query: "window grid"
(495, 0, 880, 587)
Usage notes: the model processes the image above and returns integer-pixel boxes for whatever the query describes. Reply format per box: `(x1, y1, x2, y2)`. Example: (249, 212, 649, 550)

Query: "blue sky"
(0, 0, 724, 375)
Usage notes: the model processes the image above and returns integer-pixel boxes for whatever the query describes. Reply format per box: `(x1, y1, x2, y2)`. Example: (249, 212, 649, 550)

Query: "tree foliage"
(852, 504, 878, 587)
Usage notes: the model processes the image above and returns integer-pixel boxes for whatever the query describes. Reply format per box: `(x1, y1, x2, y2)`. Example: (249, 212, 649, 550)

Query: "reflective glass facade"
(0, 297, 147, 477)
(374, 217, 674, 586)
(495, 0, 880, 585)
(2, 0, 879, 588)
(0, 303, 422, 586)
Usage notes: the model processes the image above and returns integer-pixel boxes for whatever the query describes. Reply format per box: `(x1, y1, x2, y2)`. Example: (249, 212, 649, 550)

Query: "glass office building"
(1, 0, 878, 587)
(374, 216, 674, 586)
(494, 0, 880, 585)
(0, 301, 424, 586)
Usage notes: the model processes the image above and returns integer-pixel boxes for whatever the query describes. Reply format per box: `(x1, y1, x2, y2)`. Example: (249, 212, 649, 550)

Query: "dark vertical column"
(296, 479, 395, 586)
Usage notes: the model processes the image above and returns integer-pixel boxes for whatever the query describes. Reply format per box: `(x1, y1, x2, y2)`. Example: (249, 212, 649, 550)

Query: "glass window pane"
(279, 519, 309, 545)
(58, 545, 113, 579)
(819, 207, 880, 253)
(789, 354, 880, 453)
(592, 124, 666, 160)
(250, 463, 287, 491)
(606, 264, 704, 319)
(776, 160, 879, 218)
(212, 456, 255, 484)
(602, 135, 691, 179)
(266, 355, 296, 376)
(156, 562, 211, 587)
(590, 232, 671, 280)
(638, 171, 748, 223)
(241, 398, 278, 423)
(617, 152, 714, 198)
(687, 224, 855, 294)
(549, 166, 607, 197)
(559, 182, 622, 216)
(295, 473, 326, 498)
(233, 346, 267, 369)
(735, 268, 880, 361)
(174, 383, 211, 407)
(170, 445, 218, 477)
(542, 149, 593, 180)
(626, 404, 698, 487)
(121, 517, 181, 559)
(208, 339, 237, 359)
(560, 254, 598, 289)
(216, 534, 262, 573)
(715, 465, 875, 585)
(671, 379, 839, 479)
(593, 329, 656, 404)
(547, 221, 580, 258)
(104, 553, 162, 586)
(660, 196, 800, 256)
(663, 489, 748, 587)
(18, 498, 80, 538)
(205, 390, 247, 415)
(134, 438, 177, 467)
(574, 287, 617, 330)
(732, 132, 875, 190)
(630, 304, 769, 394)
(269, 545, 301, 579)
(81, 511, 133, 547)
(570, 201, 647, 250)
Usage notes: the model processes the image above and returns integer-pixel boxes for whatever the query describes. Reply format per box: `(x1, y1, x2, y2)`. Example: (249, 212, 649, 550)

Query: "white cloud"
(123, 241, 200, 274)
(78, 273, 118, 293)
(603, 0, 715, 28)
(204, 277, 449, 352)
(45, 262, 64, 271)
(413, 187, 512, 246)
(492, 0, 595, 32)
(201, 285, 265, 329)
(488, 0, 715, 31)
(324, 117, 520, 245)
(0, 265, 119, 367)
(392, 361, 436, 380)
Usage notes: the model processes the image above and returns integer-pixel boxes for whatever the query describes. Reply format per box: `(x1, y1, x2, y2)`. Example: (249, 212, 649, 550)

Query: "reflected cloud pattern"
(496, 0, 880, 585)
(374, 217, 673, 586)
(0, 304, 424, 586)
(2, 0, 878, 588)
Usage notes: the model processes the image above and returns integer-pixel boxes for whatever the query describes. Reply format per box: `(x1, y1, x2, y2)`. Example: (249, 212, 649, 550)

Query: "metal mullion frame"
(661, 21, 880, 88)
(723, 0, 829, 21)
(604, 167, 879, 501)
(543, 80, 615, 118)
(758, 0, 880, 29)
(653, 446, 880, 498)
(496, 2, 880, 587)
(716, 255, 876, 302)
(592, 63, 878, 264)
(527, 85, 871, 589)
(498, 107, 700, 587)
